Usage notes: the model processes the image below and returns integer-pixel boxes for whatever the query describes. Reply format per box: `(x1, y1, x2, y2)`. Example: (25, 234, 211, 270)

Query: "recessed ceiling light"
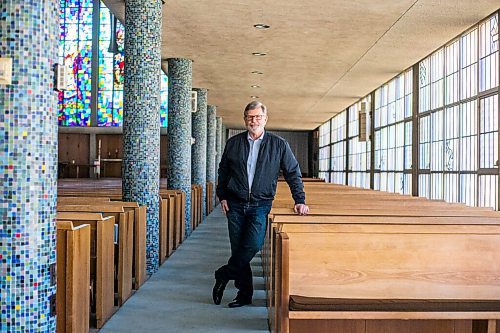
(251, 71, 264, 75)
(252, 52, 267, 56)
(251, 96, 259, 99)
(251, 85, 260, 88)
(253, 23, 271, 29)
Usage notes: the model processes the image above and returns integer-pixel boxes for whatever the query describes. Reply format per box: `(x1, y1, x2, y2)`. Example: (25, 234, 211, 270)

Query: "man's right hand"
(220, 200, 229, 215)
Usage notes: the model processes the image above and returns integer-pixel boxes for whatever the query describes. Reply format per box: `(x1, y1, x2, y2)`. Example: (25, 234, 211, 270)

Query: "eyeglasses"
(245, 114, 265, 121)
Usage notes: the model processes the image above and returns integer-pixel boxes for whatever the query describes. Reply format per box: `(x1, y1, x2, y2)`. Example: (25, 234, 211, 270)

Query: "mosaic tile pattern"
(216, 116, 223, 182)
(167, 58, 193, 237)
(206, 105, 217, 208)
(122, 0, 162, 274)
(221, 123, 227, 152)
(191, 88, 207, 221)
(0, 0, 59, 331)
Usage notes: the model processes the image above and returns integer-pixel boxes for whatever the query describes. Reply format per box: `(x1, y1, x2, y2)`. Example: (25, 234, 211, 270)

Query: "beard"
(246, 123, 265, 135)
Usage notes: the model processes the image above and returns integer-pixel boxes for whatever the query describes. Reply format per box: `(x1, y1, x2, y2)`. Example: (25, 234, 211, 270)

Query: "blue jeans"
(215, 200, 272, 299)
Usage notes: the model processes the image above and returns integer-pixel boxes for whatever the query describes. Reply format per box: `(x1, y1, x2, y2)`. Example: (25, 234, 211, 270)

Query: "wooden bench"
(56, 212, 115, 328)
(159, 196, 176, 263)
(101, 201, 147, 289)
(161, 190, 186, 245)
(57, 205, 134, 306)
(56, 221, 90, 333)
(207, 181, 214, 215)
(273, 222, 500, 333)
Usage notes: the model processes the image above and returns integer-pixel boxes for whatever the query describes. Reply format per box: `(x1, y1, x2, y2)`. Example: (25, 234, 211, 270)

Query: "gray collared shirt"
(247, 131, 265, 190)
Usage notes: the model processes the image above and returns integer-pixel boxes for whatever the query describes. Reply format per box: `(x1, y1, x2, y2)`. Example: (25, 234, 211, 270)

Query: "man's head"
(243, 101, 268, 137)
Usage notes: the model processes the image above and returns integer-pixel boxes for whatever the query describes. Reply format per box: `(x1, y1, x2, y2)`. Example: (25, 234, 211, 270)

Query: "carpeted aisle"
(100, 207, 269, 333)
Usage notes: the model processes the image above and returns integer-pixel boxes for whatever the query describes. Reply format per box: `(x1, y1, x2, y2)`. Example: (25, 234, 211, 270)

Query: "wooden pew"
(266, 183, 500, 333)
(273, 223, 500, 333)
(56, 212, 115, 329)
(100, 201, 147, 289)
(56, 221, 90, 333)
(161, 190, 186, 245)
(57, 205, 134, 306)
(58, 196, 111, 204)
(206, 181, 214, 215)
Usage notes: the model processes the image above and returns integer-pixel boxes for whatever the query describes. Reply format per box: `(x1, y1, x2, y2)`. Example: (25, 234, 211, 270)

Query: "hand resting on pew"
(294, 203, 309, 215)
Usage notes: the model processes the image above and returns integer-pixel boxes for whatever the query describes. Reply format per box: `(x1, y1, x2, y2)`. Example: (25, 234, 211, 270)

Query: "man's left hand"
(294, 204, 309, 216)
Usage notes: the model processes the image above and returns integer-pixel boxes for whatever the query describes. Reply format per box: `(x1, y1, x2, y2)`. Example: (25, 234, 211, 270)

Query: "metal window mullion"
(370, 91, 376, 189)
(497, 10, 500, 210)
(345, 108, 350, 185)
(90, 0, 100, 127)
(475, 23, 481, 207)
(412, 64, 420, 196)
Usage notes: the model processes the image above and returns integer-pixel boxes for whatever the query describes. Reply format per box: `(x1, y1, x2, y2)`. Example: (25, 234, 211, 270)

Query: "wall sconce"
(0, 57, 13, 85)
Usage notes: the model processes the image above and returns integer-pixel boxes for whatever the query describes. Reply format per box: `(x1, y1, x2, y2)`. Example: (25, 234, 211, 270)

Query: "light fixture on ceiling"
(251, 85, 260, 88)
(250, 96, 259, 99)
(253, 23, 271, 29)
(251, 71, 263, 75)
(252, 52, 267, 56)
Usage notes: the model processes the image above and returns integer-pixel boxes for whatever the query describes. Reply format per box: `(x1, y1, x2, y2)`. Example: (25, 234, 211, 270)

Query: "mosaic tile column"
(122, 0, 162, 274)
(206, 105, 217, 209)
(221, 123, 227, 152)
(167, 58, 193, 237)
(216, 116, 223, 181)
(192, 88, 207, 221)
(0, 1, 59, 331)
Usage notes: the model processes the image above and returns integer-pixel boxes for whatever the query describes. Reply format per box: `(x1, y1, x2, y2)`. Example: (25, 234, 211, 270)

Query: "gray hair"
(244, 101, 267, 116)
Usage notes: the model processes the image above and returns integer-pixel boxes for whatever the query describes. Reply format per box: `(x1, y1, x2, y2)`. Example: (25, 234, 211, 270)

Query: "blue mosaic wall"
(191, 88, 207, 221)
(216, 116, 223, 181)
(206, 105, 217, 208)
(167, 58, 192, 237)
(0, 0, 59, 331)
(122, 0, 162, 273)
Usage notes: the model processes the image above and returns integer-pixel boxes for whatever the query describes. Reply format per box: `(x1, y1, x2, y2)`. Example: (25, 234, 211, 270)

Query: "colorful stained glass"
(160, 73, 168, 127)
(97, 3, 124, 126)
(58, 0, 93, 126)
(58, 0, 168, 127)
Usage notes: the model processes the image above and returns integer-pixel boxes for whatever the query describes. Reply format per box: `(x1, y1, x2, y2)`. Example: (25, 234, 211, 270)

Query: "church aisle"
(100, 208, 269, 333)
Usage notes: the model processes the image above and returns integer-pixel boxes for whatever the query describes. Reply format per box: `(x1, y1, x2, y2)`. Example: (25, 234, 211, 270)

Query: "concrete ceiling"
(103, 0, 499, 130)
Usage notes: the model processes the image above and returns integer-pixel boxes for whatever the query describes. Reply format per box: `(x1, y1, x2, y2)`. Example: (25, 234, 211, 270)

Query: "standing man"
(213, 101, 309, 308)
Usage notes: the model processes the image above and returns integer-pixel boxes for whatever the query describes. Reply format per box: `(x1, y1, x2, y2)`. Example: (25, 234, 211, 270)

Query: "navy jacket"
(216, 131, 306, 205)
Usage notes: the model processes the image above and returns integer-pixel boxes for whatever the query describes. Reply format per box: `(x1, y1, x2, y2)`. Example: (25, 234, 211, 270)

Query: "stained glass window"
(58, 0, 93, 126)
(58, 0, 169, 127)
(98, 3, 124, 126)
(160, 73, 168, 127)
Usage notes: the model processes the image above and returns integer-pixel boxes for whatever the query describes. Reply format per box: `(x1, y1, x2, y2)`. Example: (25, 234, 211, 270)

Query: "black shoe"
(212, 279, 227, 305)
(228, 297, 252, 308)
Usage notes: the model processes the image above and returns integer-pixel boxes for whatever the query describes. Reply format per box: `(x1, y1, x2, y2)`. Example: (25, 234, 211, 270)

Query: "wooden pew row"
(58, 198, 147, 289)
(57, 205, 134, 306)
(58, 189, 186, 265)
(160, 189, 185, 249)
(56, 221, 90, 333)
(266, 184, 500, 332)
(191, 184, 203, 231)
(207, 182, 214, 215)
(56, 212, 115, 329)
(273, 223, 500, 333)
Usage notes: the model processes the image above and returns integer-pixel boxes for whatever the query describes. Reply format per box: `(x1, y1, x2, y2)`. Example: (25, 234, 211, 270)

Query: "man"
(213, 101, 309, 308)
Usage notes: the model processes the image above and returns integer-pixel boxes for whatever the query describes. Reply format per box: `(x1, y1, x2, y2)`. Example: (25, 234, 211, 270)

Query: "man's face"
(244, 107, 267, 135)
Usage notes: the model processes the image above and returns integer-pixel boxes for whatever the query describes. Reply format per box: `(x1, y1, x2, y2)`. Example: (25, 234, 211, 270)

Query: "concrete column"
(167, 58, 193, 237)
(206, 105, 217, 209)
(122, 0, 162, 273)
(192, 88, 207, 221)
(0, 1, 59, 331)
(216, 116, 223, 177)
